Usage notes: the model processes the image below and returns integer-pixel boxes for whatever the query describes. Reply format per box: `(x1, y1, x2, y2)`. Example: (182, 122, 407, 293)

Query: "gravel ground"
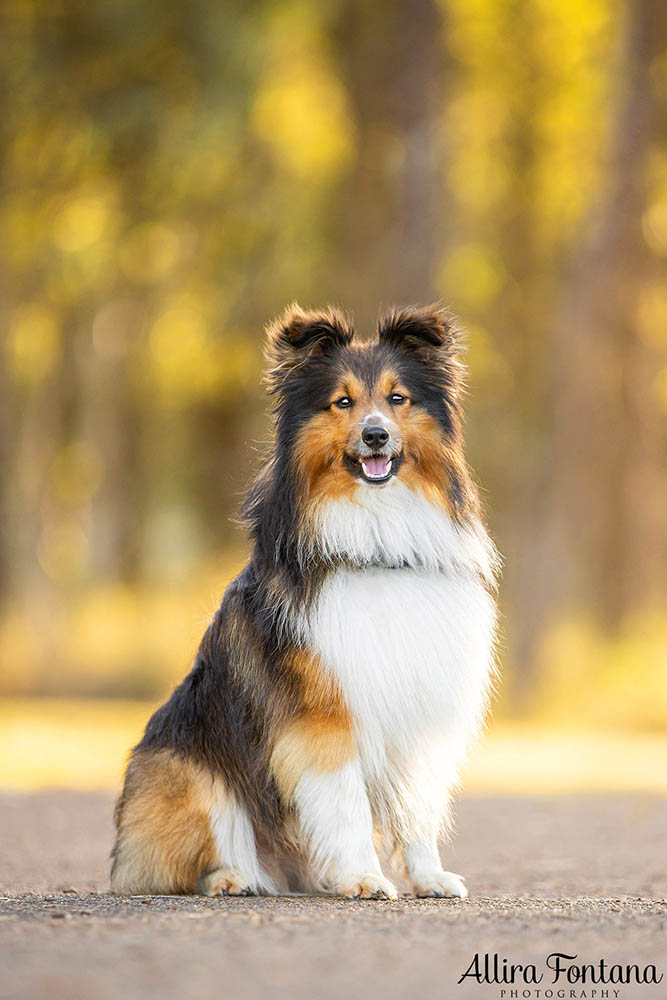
(0, 792, 665, 1000)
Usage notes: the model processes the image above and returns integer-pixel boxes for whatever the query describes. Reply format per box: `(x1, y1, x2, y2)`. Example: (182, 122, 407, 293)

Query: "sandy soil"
(0, 792, 665, 1000)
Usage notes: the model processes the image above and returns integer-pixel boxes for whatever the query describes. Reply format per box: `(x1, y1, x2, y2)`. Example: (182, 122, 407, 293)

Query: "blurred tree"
(0, 0, 666, 711)
(332, 0, 445, 326)
(515, 0, 667, 692)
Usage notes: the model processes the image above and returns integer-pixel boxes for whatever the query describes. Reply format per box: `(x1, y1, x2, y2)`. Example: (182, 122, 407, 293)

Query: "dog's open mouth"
(359, 455, 394, 483)
(344, 451, 400, 484)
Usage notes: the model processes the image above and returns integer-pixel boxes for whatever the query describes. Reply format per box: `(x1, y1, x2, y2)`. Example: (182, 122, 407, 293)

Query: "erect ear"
(265, 303, 354, 393)
(377, 304, 456, 355)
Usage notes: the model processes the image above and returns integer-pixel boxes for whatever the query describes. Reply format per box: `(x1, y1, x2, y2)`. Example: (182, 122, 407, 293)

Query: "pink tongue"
(364, 456, 390, 477)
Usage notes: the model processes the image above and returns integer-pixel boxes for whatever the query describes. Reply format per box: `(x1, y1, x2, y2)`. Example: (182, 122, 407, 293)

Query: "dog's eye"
(334, 396, 353, 409)
(389, 393, 406, 405)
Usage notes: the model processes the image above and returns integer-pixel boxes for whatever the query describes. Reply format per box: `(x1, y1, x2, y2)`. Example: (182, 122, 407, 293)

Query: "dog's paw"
(336, 873, 398, 900)
(200, 867, 254, 897)
(413, 870, 468, 899)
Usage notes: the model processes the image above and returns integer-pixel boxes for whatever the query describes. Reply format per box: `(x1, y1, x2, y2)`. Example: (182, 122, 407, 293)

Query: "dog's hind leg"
(111, 749, 276, 896)
(111, 749, 217, 895)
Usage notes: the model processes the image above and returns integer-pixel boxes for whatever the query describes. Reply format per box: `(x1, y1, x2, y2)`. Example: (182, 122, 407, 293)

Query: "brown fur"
(273, 648, 355, 800)
(397, 409, 455, 507)
(293, 410, 358, 504)
(271, 715, 355, 802)
(292, 360, 465, 513)
(111, 750, 218, 895)
(287, 648, 348, 716)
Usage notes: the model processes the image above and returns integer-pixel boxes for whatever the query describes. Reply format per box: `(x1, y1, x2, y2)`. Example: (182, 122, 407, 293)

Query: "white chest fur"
(308, 565, 495, 771)
(302, 482, 498, 820)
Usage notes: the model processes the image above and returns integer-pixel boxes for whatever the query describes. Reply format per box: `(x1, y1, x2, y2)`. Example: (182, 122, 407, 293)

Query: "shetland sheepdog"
(111, 304, 498, 900)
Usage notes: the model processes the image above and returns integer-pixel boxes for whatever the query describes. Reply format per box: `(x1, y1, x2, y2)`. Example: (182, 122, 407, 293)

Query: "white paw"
(336, 873, 398, 900)
(413, 870, 468, 899)
(199, 867, 255, 897)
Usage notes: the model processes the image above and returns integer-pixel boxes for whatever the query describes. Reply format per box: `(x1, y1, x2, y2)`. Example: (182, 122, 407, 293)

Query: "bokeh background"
(1, 0, 666, 791)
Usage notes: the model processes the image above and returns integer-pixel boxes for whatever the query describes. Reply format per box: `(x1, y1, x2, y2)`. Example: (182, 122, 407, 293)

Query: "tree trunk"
(513, 0, 667, 693)
(333, 0, 445, 330)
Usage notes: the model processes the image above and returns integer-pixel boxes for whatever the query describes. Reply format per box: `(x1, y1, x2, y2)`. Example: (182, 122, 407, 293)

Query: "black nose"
(362, 425, 389, 450)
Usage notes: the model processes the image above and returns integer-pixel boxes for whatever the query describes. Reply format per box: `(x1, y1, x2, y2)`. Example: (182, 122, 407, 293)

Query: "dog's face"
(265, 304, 468, 509)
(320, 364, 410, 485)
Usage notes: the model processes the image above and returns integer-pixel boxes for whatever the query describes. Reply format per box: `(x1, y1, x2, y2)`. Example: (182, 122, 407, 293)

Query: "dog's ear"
(265, 303, 354, 393)
(378, 304, 456, 355)
(378, 304, 464, 401)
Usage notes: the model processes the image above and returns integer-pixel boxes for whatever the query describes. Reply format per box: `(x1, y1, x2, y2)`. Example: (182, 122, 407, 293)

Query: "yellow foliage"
(637, 284, 667, 349)
(52, 191, 117, 254)
(446, 0, 611, 241)
(147, 293, 216, 404)
(643, 199, 667, 256)
(251, 5, 354, 182)
(439, 244, 503, 308)
(145, 292, 257, 406)
(7, 303, 61, 384)
(0, 551, 247, 699)
(2, 0, 666, 751)
(535, 613, 667, 731)
(446, 92, 510, 211)
(252, 69, 353, 181)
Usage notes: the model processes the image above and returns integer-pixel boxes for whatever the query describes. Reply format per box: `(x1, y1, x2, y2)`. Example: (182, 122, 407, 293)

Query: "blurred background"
(1, 0, 666, 791)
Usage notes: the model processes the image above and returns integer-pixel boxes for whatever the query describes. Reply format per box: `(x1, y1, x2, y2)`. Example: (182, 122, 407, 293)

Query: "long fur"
(111, 303, 499, 900)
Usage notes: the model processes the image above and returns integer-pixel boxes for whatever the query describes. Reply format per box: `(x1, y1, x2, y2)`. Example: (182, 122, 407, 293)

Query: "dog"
(111, 303, 498, 900)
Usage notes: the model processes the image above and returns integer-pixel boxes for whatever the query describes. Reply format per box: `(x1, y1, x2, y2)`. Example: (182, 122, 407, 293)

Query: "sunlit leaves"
(144, 291, 256, 406)
(642, 199, 667, 256)
(637, 285, 667, 349)
(1, 0, 666, 717)
(439, 243, 503, 309)
(252, 56, 354, 181)
(251, 2, 354, 181)
(7, 304, 61, 385)
(444, 0, 613, 243)
(52, 192, 117, 255)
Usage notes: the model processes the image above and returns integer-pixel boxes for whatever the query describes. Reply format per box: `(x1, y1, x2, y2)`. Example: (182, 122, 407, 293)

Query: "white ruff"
(301, 480, 498, 847)
(308, 478, 499, 585)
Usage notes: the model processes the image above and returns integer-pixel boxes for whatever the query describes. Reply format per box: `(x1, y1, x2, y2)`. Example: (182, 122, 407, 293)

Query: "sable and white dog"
(111, 304, 498, 900)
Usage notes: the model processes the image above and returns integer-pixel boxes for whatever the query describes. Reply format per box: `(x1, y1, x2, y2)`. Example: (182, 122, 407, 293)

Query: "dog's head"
(264, 303, 470, 510)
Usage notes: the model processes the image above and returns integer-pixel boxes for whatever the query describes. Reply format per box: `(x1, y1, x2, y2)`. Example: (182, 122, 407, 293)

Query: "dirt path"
(0, 793, 665, 999)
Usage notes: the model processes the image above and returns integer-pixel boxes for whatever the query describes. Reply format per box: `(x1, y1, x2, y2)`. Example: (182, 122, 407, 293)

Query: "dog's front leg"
(294, 760, 397, 899)
(403, 839, 468, 899)
(394, 743, 468, 898)
(272, 725, 396, 899)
